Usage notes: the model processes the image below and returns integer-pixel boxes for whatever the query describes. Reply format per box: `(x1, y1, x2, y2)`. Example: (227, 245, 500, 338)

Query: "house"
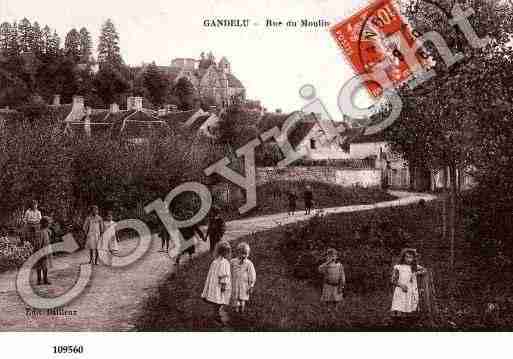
(149, 52, 246, 108)
(61, 96, 172, 145)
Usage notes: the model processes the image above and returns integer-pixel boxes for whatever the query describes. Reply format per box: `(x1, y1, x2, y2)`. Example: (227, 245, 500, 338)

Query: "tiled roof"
(160, 110, 197, 124)
(226, 73, 243, 88)
(257, 111, 316, 148)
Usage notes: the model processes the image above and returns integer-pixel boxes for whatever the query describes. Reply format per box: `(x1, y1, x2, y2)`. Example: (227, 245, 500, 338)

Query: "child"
(83, 205, 104, 265)
(34, 217, 51, 285)
(287, 191, 297, 216)
(201, 241, 232, 325)
(230, 242, 256, 314)
(304, 185, 313, 215)
(103, 211, 119, 254)
(206, 207, 225, 253)
(318, 248, 346, 307)
(390, 248, 426, 328)
(23, 200, 42, 245)
(0, 226, 8, 243)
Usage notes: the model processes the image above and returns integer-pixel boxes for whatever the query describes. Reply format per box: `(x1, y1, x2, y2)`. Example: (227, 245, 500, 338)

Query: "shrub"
(0, 236, 34, 273)
(279, 203, 438, 295)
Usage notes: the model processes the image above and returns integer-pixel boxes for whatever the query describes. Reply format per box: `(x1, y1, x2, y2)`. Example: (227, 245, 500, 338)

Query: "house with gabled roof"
(145, 52, 245, 108)
(61, 96, 172, 144)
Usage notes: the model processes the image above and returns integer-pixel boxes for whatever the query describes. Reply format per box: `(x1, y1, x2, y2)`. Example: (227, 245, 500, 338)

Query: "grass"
(221, 180, 395, 221)
(136, 198, 513, 331)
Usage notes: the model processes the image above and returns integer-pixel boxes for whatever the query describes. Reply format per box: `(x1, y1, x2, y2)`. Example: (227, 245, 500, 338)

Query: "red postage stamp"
(330, 0, 430, 97)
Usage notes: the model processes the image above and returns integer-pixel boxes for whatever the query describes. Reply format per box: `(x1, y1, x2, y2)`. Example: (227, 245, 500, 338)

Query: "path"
(0, 190, 435, 331)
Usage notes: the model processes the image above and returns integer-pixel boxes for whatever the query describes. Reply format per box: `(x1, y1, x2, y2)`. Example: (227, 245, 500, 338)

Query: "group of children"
(201, 241, 256, 325)
(287, 185, 314, 216)
(83, 205, 119, 265)
(200, 242, 426, 328)
(316, 246, 428, 327)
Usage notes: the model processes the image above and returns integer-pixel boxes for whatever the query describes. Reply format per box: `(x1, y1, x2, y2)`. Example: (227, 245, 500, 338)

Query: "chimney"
(52, 94, 61, 106)
(72, 96, 85, 112)
(158, 109, 167, 116)
(134, 97, 143, 111)
(110, 103, 119, 114)
(126, 97, 134, 111)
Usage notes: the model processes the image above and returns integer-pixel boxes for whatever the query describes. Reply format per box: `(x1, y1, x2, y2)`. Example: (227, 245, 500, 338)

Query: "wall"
(349, 141, 388, 159)
(256, 166, 382, 188)
(297, 124, 352, 161)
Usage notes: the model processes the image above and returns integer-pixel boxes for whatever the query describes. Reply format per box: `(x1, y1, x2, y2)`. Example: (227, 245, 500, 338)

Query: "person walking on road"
(304, 185, 313, 215)
(206, 207, 226, 253)
(83, 205, 104, 265)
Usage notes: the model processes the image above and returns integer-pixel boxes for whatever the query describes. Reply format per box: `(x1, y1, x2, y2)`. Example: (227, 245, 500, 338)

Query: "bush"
(279, 203, 436, 294)
(0, 236, 34, 273)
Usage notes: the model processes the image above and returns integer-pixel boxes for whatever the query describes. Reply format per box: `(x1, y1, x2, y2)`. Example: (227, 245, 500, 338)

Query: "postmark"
(330, 0, 431, 97)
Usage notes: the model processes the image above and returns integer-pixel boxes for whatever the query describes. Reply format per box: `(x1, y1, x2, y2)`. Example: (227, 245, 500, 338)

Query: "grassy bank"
(222, 181, 395, 220)
(136, 197, 513, 331)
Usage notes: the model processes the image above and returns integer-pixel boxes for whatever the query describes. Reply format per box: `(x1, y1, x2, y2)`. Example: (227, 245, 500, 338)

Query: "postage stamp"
(330, 0, 430, 97)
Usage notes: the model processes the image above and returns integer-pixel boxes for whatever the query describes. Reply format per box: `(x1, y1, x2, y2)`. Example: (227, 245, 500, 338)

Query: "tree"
(79, 27, 92, 63)
(384, 0, 513, 271)
(0, 22, 11, 55)
(41, 25, 51, 55)
(64, 28, 81, 59)
(93, 64, 130, 104)
(17, 18, 32, 54)
(97, 19, 123, 68)
(7, 21, 20, 57)
(47, 30, 61, 57)
(31, 21, 43, 55)
(143, 62, 170, 106)
(172, 77, 196, 111)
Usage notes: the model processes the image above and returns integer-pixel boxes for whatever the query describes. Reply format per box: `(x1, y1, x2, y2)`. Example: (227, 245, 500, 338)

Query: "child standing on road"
(201, 241, 232, 325)
(390, 248, 426, 328)
(318, 248, 346, 307)
(287, 191, 297, 216)
(230, 242, 256, 314)
(34, 217, 51, 285)
(83, 205, 104, 265)
(103, 211, 119, 254)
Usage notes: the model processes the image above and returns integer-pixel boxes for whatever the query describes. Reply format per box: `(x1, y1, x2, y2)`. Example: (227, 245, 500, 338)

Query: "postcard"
(1, 0, 512, 356)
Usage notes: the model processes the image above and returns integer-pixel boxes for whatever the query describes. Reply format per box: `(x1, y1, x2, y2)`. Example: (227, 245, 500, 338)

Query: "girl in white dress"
(318, 248, 346, 307)
(102, 211, 119, 253)
(230, 242, 256, 314)
(390, 248, 426, 328)
(83, 205, 104, 265)
(201, 241, 232, 325)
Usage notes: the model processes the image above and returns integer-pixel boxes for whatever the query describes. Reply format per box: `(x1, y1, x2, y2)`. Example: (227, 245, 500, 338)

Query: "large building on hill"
(154, 52, 246, 108)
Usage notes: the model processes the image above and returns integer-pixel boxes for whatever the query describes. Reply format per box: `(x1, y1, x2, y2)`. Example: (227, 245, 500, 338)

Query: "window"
(310, 139, 317, 149)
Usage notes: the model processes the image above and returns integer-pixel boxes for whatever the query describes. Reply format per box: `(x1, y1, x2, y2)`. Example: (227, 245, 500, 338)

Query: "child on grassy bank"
(318, 248, 346, 307)
(230, 242, 256, 314)
(390, 248, 426, 329)
(201, 241, 232, 325)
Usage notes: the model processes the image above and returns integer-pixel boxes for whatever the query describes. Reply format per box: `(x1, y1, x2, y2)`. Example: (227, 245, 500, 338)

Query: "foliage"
(172, 77, 196, 111)
(97, 19, 123, 68)
(64, 28, 81, 60)
(0, 236, 33, 273)
(0, 106, 189, 227)
(78, 27, 92, 63)
(143, 62, 171, 106)
(93, 64, 130, 105)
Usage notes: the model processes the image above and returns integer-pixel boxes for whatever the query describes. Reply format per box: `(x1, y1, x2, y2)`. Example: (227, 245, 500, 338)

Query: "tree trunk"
(449, 164, 457, 271)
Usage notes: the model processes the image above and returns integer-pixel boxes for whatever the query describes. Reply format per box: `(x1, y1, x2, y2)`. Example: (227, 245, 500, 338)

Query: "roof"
(226, 73, 243, 88)
(257, 111, 316, 148)
(160, 110, 197, 124)
(65, 108, 171, 139)
(349, 131, 387, 144)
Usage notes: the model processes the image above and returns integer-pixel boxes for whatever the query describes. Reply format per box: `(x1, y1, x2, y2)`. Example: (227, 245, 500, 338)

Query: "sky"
(0, 0, 376, 119)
